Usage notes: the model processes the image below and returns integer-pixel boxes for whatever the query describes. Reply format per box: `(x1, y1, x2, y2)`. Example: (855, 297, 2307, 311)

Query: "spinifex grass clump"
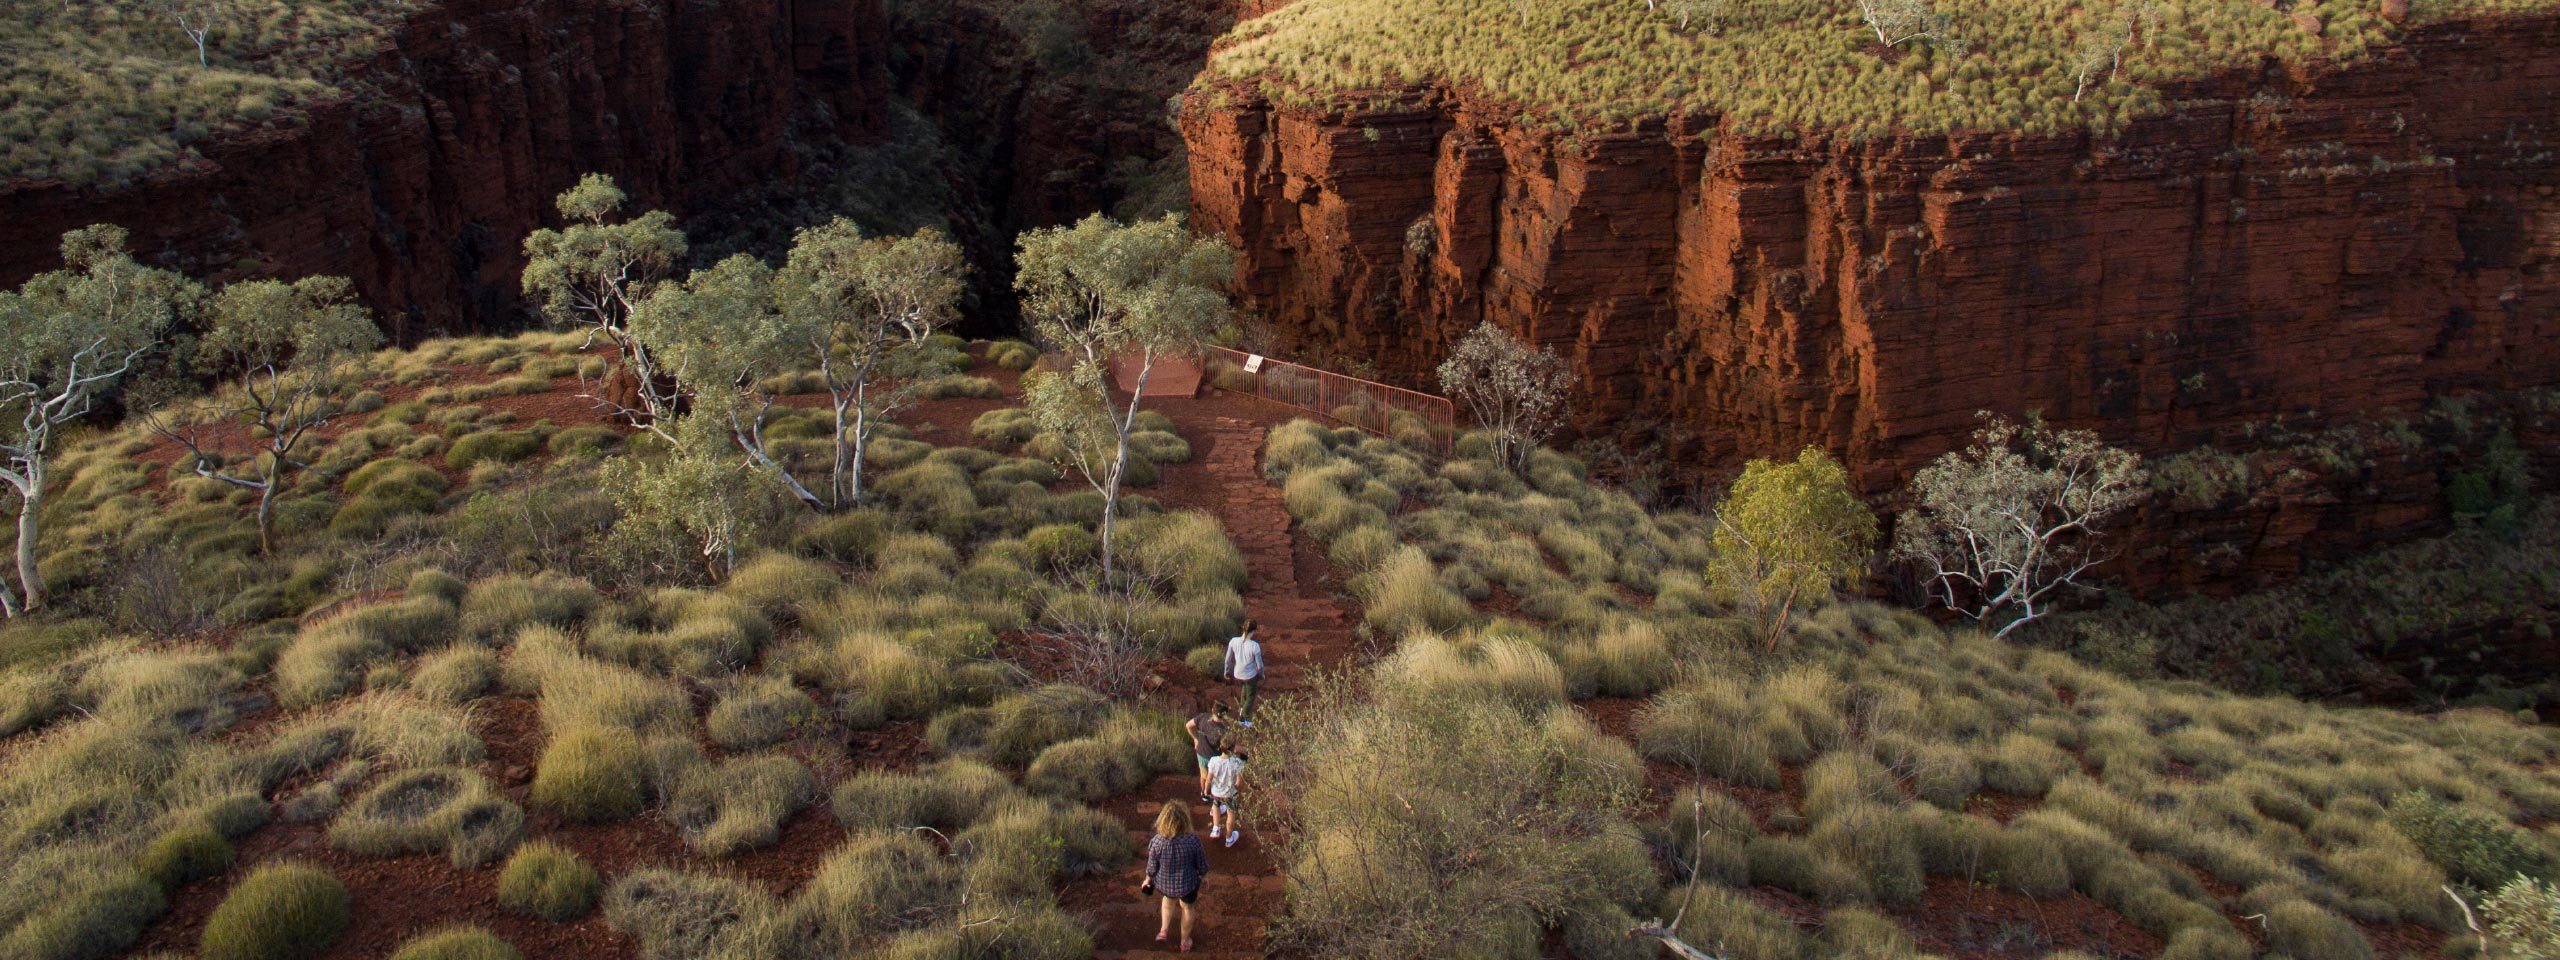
(1265, 415, 2560, 956)
(498, 842, 603, 921)
(198, 862, 352, 960)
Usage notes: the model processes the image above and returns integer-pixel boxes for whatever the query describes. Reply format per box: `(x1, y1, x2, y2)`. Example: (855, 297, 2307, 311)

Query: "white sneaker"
(1239, 720, 1255, 729)
(1208, 824, 1221, 838)
(1224, 832, 1240, 847)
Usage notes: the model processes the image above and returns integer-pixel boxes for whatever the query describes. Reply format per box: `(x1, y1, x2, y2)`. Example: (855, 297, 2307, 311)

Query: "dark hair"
(1241, 618, 1260, 635)
(1212, 701, 1231, 718)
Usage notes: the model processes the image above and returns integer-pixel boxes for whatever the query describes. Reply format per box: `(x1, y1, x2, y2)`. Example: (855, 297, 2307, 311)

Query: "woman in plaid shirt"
(1143, 801, 1212, 951)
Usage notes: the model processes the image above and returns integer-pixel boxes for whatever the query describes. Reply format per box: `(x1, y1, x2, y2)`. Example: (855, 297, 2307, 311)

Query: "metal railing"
(1200, 345, 1455, 457)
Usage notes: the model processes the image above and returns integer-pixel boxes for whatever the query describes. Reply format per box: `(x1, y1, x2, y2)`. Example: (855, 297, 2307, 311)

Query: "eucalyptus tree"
(0, 226, 190, 612)
(1707, 447, 1879, 648)
(774, 221, 967, 507)
(1014, 213, 1233, 578)
(632, 222, 969, 510)
(150, 275, 381, 554)
(521, 174, 688, 426)
(1436, 322, 1575, 474)
(1894, 414, 2146, 639)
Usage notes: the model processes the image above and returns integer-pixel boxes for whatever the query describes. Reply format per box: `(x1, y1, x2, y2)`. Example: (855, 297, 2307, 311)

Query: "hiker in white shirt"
(1206, 745, 1248, 847)
(1222, 618, 1264, 727)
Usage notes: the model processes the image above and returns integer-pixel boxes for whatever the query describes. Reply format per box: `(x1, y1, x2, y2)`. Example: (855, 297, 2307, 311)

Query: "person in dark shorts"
(1184, 702, 1230, 803)
(1144, 801, 1211, 952)
(1207, 745, 1248, 846)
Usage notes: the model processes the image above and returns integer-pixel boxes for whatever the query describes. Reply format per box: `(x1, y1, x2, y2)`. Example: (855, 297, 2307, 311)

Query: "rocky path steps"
(1063, 408, 1360, 960)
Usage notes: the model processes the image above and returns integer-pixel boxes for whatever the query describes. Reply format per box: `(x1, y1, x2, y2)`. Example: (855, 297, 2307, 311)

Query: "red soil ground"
(118, 350, 1359, 960)
(100, 346, 2459, 960)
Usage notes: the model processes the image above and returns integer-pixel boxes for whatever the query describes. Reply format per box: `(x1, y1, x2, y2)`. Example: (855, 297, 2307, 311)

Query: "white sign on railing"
(1243, 354, 1266, 374)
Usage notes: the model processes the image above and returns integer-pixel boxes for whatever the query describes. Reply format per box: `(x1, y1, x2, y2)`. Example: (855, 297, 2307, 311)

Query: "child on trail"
(1206, 745, 1248, 847)
(1143, 801, 1211, 952)
(1223, 618, 1264, 726)
(1184, 702, 1230, 804)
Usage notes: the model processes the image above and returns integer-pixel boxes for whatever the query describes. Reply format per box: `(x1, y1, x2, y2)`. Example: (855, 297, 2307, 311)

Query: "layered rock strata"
(1185, 14, 2560, 587)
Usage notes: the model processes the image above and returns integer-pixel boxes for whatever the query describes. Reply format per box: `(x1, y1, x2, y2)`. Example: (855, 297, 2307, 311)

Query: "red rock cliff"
(0, 0, 884, 341)
(1186, 14, 2560, 586)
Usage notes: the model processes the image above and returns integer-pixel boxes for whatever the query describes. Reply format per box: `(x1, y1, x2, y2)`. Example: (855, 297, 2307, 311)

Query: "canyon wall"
(1186, 14, 2560, 589)
(0, 0, 885, 342)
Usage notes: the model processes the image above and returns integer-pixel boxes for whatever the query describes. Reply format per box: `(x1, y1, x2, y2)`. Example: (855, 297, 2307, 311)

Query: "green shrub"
(1984, 823, 2072, 897)
(138, 824, 234, 890)
(459, 573, 599, 640)
(388, 927, 525, 960)
(328, 766, 524, 867)
(445, 430, 542, 470)
(1806, 802, 1925, 906)
(1022, 523, 1100, 570)
(531, 727, 647, 822)
(332, 459, 449, 534)
(1980, 731, 2074, 798)
(1122, 511, 1248, 594)
(2157, 927, 2254, 960)
(1635, 678, 1781, 788)
(783, 832, 962, 952)
(1022, 736, 1131, 801)
(660, 754, 818, 855)
(1128, 429, 1192, 463)
(930, 685, 1109, 767)
(707, 676, 822, 750)
(274, 596, 459, 706)
(832, 760, 1016, 833)
(1823, 906, 1921, 960)
(409, 645, 500, 704)
(1657, 883, 1813, 960)
(1184, 643, 1226, 678)
(970, 408, 1039, 446)
(343, 457, 449, 499)
(1563, 621, 1675, 699)
(1378, 632, 1565, 707)
(1017, 713, 1190, 804)
(1361, 546, 1471, 637)
(498, 842, 602, 921)
(2389, 792, 2547, 889)
(585, 590, 773, 677)
(1745, 835, 1870, 905)
(791, 509, 890, 564)
(915, 375, 1004, 399)
(602, 868, 780, 960)
(1562, 903, 1653, 960)
(987, 340, 1039, 371)
(0, 865, 166, 960)
(2484, 876, 2560, 959)
(199, 862, 351, 960)
(546, 426, 624, 456)
(2262, 899, 2372, 960)
(1801, 751, 1899, 821)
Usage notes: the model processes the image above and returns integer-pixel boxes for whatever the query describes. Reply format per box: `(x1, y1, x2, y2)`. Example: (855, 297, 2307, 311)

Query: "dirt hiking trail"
(1063, 403, 1361, 960)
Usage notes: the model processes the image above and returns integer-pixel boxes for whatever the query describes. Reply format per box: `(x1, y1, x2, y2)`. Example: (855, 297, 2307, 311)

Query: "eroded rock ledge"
(1184, 14, 2559, 589)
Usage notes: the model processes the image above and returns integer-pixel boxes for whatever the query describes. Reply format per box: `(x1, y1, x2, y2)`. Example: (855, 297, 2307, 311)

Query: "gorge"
(1183, 9, 2560, 589)
(3, 0, 2556, 593)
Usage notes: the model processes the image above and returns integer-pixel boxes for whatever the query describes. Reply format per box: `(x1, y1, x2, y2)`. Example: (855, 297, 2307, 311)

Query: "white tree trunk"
(15, 458, 43, 611)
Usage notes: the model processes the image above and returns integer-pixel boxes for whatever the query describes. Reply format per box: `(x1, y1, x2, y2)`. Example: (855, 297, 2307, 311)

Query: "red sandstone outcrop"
(0, 0, 884, 342)
(1185, 14, 2560, 589)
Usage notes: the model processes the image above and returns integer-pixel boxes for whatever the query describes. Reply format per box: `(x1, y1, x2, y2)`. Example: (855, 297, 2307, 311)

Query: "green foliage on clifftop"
(0, 0, 420, 186)
(1204, 0, 2559, 137)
